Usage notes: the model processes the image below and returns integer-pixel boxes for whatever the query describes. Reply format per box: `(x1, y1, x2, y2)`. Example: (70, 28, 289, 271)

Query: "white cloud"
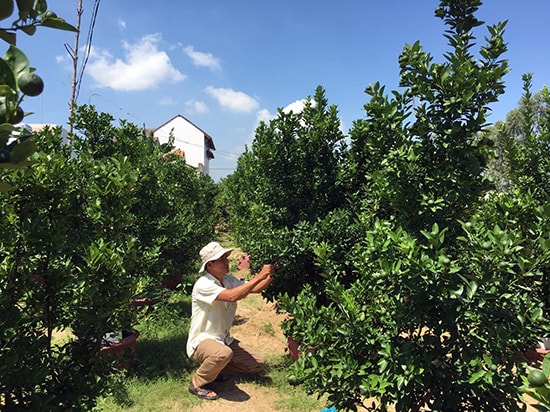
(205, 86, 259, 113)
(118, 18, 126, 30)
(183, 45, 221, 71)
(86, 33, 186, 91)
(185, 99, 209, 113)
(159, 96, 179, 106)
(256, 108, 273, 123)
(282, 98, 345, 134)
(282, 98, 315, 114)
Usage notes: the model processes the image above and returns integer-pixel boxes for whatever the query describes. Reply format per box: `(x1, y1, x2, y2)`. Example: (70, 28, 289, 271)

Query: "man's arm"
(249, 274, 273, 293)
(216, 264, 275, 302)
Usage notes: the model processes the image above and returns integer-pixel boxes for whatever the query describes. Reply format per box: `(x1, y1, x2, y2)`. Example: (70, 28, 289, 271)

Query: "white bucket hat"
(199, 242, 233, 273)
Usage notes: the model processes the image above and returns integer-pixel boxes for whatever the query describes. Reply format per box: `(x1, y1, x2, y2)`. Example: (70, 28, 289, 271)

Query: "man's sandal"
(188, 385, 219, 400)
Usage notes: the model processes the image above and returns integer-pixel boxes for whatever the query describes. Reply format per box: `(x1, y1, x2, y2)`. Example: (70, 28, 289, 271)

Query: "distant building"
(153, 115, 215, 175)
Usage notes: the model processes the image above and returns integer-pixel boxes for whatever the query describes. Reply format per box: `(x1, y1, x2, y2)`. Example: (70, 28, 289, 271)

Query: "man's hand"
(256, 264, 275, 280)
(246, 264, 275, 294)
(216, 263, 275, 302)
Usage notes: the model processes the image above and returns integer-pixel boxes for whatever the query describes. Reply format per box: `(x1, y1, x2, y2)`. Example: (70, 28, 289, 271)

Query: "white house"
(153, 115, 215, 175)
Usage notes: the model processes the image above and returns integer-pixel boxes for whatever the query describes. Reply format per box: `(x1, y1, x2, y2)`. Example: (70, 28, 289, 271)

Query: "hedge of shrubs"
(0, 106, 217, 409)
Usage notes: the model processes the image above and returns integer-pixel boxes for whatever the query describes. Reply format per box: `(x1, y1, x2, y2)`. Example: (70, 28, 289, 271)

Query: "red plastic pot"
(287, 336, 316, 361)
(525, 347, 550, 365)
(101, 330, 140, 369)
(161, 273, 182, 290)
(131, 297, 153, 317)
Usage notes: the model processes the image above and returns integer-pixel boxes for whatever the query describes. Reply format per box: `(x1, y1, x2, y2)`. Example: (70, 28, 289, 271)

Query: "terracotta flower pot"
(287, 336, 315, 361)
(161, 273, 183, 290)
(525, 347, 550, 365)
(101, 330, 140, 369)
(29, 274, 45, 286)
(131, 297, 153, 317)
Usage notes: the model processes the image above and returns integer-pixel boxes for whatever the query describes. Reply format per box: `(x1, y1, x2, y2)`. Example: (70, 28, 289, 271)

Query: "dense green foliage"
(221, 86, 347, 299)
(497, 73, 550, 201)
(0, 106, 217, 409)
(70, 105, 219, 285)
(486, 73, 550, 313)
(223, 0, 550, 410)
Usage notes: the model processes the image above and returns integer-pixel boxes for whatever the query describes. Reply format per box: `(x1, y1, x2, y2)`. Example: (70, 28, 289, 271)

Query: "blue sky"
(11, 1, 550, 181)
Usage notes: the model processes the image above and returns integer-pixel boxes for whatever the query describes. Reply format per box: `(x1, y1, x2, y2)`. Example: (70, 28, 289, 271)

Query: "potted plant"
(101, 330, 140, 370)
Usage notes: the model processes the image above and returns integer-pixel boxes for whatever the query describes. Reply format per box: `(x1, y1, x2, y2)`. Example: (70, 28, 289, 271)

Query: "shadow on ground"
(128, 297, 195, 380)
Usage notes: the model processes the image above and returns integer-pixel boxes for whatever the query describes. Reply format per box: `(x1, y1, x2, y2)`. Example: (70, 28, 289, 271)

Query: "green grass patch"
(262, 321, 276, 336)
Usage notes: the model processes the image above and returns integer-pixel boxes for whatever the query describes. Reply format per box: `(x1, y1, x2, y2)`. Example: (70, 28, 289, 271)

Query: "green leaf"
(16, 0, 34, 19)
(469, 369, 486, 384)
(0, 57, 17, 89)
(542, 356, 550, 377)
(0, 29, 16, 45)
(531, 307, 544, 322)
(311, 356, 318, 369)
(3, 45, 29, 77)
(378, 358, 388, 372)
(0, 180, 13, 191)
(10, 138, 35, 163)
(0, 123, 15, 134)
(0, 159, 35, 168)
(35, 0, 48, 14)
(449, 265, 462, 274)
(440, 66, 451, 82)
(466, 281, 478, 299)
(0, 84, 17, 96)
(450, 284, 464, 298)
(39, 19, 78, 32)
(20, 25, 36, 36)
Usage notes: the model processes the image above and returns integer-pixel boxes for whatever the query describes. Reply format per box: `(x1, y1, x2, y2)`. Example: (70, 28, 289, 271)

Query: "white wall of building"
(153, 116, 210, 174)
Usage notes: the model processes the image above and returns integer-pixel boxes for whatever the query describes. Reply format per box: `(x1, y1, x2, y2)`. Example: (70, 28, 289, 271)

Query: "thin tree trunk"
(68, 0, 83, 135)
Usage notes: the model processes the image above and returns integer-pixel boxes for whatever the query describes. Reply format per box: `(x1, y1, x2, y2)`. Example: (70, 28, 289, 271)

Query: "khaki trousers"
(190, 338, 265, 387)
